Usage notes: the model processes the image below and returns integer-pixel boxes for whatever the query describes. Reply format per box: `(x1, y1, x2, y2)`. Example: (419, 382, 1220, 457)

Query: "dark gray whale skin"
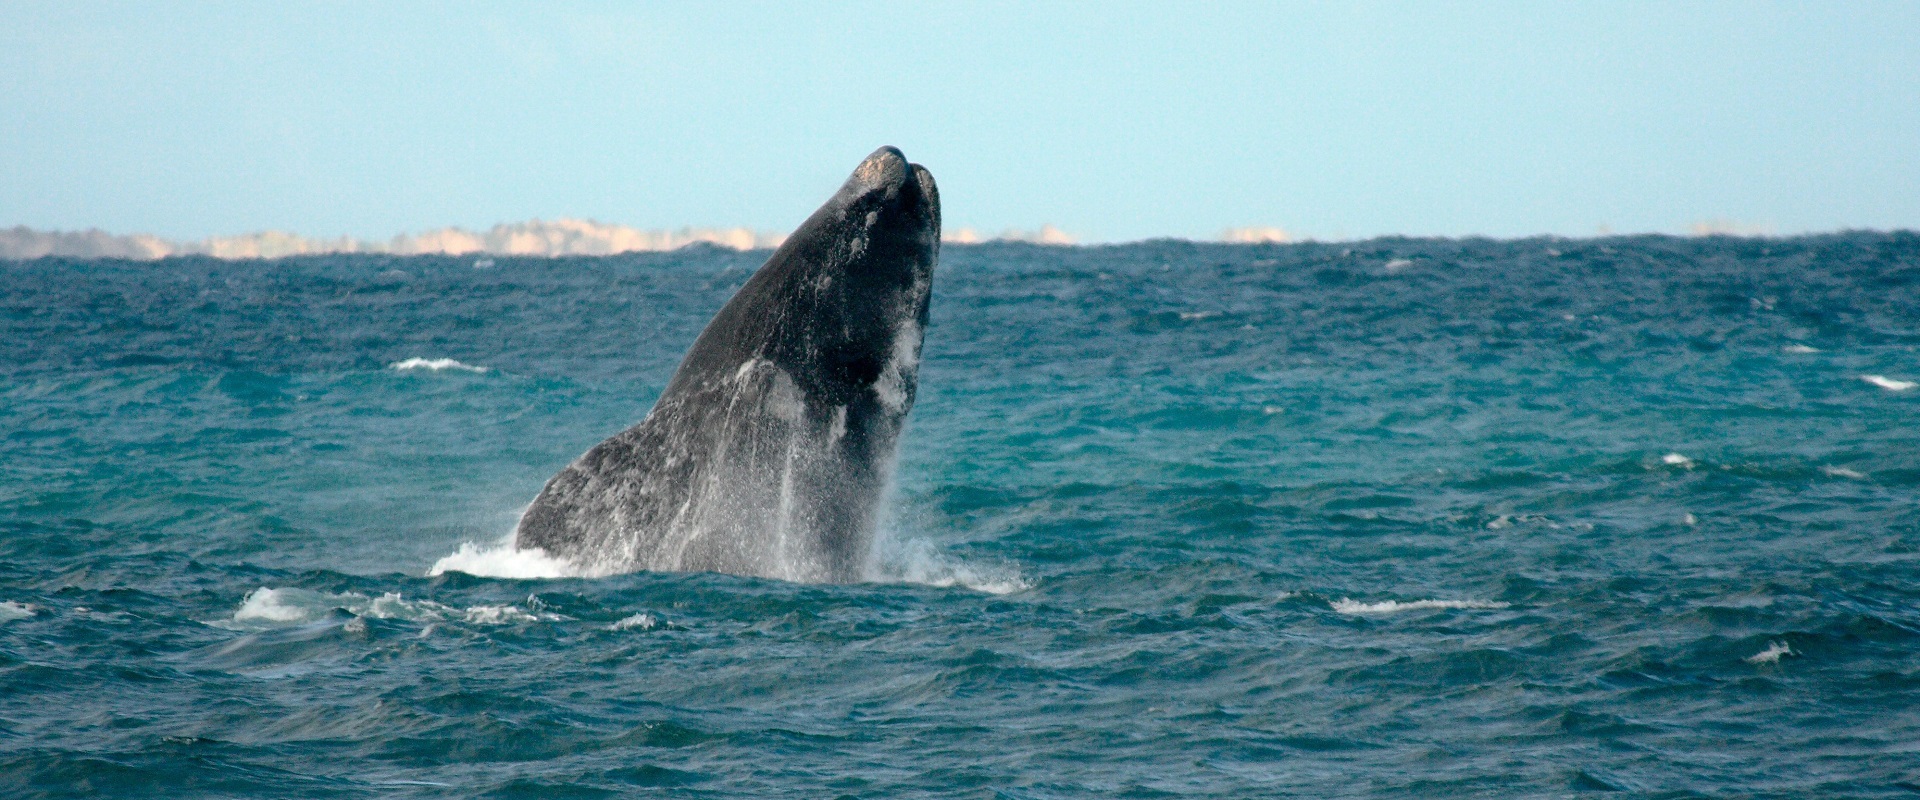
(514, 147, 939, 582)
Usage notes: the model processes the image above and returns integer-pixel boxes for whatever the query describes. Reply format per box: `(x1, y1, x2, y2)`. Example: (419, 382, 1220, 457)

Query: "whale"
(513, 147, 940, 582)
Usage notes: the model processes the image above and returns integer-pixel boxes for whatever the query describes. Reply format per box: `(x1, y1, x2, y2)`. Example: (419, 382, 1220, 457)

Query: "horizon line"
(3, 220, 1905, 262)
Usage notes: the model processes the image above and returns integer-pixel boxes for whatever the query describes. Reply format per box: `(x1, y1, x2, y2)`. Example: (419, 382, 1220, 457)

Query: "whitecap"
(230, 587, 451, 626)
(1820, 465, 1866, 479)
(609, 612, 657, 631)
(1178, 310, 1222, 321)
(429, 540, 590, 579)
(871, 537, 1030, 595)
(1782, 344, 1820, 354)
(1330, 598, 1509, 615)
(1383, 258, 1415, 272)
(388, 357, 488, 374)
(461, 605, 544, 625)
(0, 601, 36, 622)
(233, 587, 324, 623)
(224, 586, 556, 629)
(1861, 374, 1916, 391)
(1745, 641, 1794, 664)
(1662, 453, 1695, 468)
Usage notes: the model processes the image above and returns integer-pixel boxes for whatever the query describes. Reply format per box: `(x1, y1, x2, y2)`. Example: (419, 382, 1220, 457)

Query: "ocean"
(2, 233, 1917, 797)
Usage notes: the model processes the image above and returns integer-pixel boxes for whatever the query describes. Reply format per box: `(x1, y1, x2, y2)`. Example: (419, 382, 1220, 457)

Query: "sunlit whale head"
(512, 146, 942, 582)
(702, 146, 940, 406)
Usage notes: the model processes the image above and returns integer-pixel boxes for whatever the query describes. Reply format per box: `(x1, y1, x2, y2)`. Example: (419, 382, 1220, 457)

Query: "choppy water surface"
(3, 234, 1918, 798)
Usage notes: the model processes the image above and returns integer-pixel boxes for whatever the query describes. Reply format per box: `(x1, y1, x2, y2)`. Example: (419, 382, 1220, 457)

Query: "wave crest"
(389, 357, 488, 373)
(428, 540, 591, 579)
(1330, 597, 1509, 615)
(223, 586, 559, 629)
(871, 537, 1030, 595)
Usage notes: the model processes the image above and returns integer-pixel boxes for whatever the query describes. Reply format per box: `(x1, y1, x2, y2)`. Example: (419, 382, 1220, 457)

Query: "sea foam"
(1330, 598, 1510, 615)
(609, 613, 657, 631)
(0, 601, 36, 622)
(428, 531, 1028, 593)
(388, 357, 488, 373)
(871, 536, 1030, 595)
(429, 539, 590, 579)
(225, 587, 558, 628)
(1861, 374, 1916, 391)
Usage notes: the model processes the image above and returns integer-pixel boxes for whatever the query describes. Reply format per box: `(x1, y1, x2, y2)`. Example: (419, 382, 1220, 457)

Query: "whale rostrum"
(514, 147, 940, 582)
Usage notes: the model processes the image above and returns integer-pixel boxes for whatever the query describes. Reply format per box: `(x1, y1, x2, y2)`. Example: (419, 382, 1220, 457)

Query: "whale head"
(682, 147, 940, 408)
(514, 147, 942, 582)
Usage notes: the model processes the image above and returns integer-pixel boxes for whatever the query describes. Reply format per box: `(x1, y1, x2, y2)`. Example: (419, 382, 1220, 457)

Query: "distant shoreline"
(4, 222, 1905, 262)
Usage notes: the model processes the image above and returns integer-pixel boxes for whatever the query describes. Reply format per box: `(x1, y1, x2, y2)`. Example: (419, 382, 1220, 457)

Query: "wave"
(1861, 374, 1916, 391)
(608, 612, 657, 631)
(388, 357, 488, 373)
(870, 536, 1030, 595)
(428, 539, 589, 579)
(1330, 598, 1510, 614)
(1745, 641, 1795, 664)
(0, 601, 35, 622)
(222, 587, 559, 629)
(428, 534, 1031, 595)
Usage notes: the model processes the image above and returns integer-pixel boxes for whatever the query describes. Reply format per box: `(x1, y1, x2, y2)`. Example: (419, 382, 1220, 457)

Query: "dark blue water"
(3, 234, 1919, 798)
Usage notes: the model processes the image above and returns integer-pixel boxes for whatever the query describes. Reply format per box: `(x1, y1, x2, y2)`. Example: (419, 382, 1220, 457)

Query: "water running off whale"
(511, 147, 940, 583)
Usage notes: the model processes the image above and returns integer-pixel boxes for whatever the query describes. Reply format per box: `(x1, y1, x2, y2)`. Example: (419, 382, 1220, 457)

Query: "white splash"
(225, 586, 558, 629)
(232, 587, 319, 623)
(873, 320, 923, 413)
(0, 601, 36, 622)
(429, 540, 591, 579)
(1746, 641, 1795, 664)
(389, 357, 488, 373)
(609, 613, 657, 631)
(1330, 598, 1510, 615)
(871, 536, 1030, 595)
(1861, 374, 1916, 391)
(460, 605, 544, 625)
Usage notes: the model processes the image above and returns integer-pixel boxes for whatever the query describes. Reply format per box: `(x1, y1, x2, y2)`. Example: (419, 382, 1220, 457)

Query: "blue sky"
(4, 2, 1917, 242)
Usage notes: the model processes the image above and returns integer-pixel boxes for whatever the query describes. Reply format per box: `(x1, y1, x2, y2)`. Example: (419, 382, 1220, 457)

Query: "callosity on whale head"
(513, 147, 940, 582)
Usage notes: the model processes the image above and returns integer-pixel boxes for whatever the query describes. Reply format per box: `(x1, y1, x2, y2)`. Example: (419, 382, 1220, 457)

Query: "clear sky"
(4, 2, 1917, 242)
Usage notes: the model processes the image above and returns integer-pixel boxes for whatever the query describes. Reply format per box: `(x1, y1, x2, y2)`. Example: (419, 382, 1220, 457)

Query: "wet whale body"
(514, 147, 940, 582)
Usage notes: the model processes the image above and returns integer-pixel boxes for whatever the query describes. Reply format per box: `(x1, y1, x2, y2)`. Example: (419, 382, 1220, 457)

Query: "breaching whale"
(514, 147, 940, 582)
